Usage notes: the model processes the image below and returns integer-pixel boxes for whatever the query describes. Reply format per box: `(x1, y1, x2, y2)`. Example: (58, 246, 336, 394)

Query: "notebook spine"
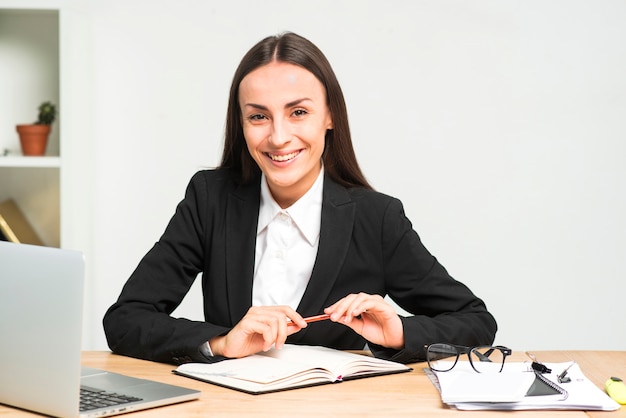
(535, 371, 569, 400)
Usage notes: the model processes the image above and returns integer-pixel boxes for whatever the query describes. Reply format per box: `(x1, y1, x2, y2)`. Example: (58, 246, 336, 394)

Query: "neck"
(267, 165, 323, 209)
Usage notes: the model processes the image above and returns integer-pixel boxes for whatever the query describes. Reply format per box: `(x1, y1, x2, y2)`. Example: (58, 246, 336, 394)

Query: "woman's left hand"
(324, 293, 404, 350)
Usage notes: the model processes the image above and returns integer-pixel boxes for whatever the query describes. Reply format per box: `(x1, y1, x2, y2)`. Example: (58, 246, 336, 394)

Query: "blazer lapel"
(295, 176, 355, 318)
(225, 177, 261, 324)
(224, 174, 355, 330)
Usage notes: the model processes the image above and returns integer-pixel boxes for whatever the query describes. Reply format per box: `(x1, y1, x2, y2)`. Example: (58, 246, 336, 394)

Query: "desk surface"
(1, 350, 624, 417)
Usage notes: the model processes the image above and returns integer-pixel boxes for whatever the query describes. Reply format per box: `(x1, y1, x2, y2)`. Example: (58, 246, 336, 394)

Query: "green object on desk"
(605, 376, 626, 405)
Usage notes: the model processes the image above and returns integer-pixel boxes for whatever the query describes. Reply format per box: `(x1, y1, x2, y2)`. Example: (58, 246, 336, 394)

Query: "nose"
(268, 118, 290, 147)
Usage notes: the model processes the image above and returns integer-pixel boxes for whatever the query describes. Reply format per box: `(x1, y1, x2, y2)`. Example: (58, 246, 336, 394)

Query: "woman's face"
(239, 61, 333, 208)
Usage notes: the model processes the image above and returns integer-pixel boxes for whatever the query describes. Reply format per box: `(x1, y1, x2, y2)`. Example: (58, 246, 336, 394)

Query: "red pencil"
(302, 313, 331, 323)
(287, 313, 331, 326)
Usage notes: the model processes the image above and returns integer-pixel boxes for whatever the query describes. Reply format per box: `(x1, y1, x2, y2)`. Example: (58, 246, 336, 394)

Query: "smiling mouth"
(267, 150, 300, 162)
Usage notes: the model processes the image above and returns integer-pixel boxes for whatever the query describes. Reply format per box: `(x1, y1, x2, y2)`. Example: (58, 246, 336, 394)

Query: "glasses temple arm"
(473, 348, 495, 362)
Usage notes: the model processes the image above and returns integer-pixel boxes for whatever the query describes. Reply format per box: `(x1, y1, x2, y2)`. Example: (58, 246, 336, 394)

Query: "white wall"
(79, 0, 626, 352)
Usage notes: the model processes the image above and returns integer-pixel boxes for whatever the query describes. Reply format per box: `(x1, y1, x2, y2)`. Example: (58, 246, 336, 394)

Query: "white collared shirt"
(252, 167, 323, 310)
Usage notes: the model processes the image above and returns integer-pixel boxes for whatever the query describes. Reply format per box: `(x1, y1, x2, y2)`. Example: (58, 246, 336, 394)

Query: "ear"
(326, 114, 334, 130)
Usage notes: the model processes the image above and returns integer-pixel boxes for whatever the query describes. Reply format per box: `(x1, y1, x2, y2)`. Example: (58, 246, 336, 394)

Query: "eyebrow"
(243, 98, 312, 111)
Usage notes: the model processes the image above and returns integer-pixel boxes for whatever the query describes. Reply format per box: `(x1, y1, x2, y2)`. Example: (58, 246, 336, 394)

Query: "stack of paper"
(427, 361, 620, 411)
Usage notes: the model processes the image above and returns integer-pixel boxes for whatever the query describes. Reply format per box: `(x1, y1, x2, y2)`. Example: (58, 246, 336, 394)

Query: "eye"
(292, 108, 308, 117)
(247, 113, 267, 122)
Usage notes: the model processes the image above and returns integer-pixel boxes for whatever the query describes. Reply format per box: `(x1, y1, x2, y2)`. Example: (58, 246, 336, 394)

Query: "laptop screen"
(0, 241, 85, 417)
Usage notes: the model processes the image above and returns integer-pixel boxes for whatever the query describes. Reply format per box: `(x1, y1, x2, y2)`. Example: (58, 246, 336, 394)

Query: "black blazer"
(103, 169, 497, 365)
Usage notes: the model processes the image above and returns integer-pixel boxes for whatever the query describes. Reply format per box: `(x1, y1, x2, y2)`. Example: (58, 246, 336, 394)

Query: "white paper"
(430, 361, 620, 411)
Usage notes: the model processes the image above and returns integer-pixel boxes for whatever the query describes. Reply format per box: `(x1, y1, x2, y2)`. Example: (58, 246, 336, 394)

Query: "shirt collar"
(257, 167, 324, 246)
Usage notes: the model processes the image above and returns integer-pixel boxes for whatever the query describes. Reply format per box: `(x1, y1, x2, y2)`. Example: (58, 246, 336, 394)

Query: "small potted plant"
(16, 101, 57, 156)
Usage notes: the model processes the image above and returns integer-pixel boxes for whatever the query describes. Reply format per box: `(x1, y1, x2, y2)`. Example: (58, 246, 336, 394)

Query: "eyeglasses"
(426, 343, 512, 373)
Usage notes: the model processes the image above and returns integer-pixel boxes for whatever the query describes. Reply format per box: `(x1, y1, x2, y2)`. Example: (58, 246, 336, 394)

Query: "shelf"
(0, 3, 91, 253)
(0, 156, 60, 168)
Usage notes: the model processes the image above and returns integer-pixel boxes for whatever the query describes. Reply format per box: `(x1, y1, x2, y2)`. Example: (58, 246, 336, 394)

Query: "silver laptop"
(0, 241, 201, 417)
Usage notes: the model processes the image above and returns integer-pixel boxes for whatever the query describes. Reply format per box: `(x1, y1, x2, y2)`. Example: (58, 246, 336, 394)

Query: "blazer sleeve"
(102, 172, 229, 364)
(368, 197, 498, 364)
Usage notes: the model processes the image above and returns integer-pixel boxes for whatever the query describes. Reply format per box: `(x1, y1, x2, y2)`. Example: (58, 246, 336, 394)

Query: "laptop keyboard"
(79, 386, 143, 412)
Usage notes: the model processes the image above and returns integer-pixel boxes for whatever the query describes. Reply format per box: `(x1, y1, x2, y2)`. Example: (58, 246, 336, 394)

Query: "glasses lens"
(469, 346, 506, 373)
(427, 343, 459, 371)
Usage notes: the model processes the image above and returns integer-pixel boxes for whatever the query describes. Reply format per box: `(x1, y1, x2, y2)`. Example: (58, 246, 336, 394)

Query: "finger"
(246, 306, 300, 328)
(274, 316, 292, 350)
(265, 309, 300, 350)
(346, 297, 376, 319)
(325, 294, 358, 321)
(259, 320, 279, 352)
(331, 293, 386, 324)
(243, 306, 308, 350)
(335, 293, 372, 323)
(285, 312, 307, 329)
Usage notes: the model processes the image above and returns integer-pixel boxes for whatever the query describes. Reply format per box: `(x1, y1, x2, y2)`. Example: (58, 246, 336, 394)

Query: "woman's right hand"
(208, 306, 307, 358)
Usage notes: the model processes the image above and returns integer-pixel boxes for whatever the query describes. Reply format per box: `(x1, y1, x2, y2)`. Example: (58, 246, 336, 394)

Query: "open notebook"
(174, 344, 411, 394)
(0, 241, 200, 417)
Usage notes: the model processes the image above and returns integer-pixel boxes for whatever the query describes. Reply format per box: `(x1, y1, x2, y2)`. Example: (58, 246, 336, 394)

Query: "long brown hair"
(220, 32, 372, 190)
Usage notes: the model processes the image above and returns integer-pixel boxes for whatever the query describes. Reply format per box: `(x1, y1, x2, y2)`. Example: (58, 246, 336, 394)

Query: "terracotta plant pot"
(16, 124, 51, 156)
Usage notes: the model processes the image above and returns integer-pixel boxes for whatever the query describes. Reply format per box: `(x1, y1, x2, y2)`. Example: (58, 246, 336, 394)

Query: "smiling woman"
(239, 61, 333, 208)
(221, 32, 370, 192)
(103, 32, 497, 366)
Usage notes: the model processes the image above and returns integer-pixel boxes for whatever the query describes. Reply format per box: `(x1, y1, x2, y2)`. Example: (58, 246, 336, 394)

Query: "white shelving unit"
(0, 6, 60, 246)
(0, 1, 92, 252)
(0, 156, 61, 168)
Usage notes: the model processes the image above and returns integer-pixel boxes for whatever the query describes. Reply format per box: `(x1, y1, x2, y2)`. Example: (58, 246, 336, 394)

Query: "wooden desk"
(0, 351, 623, 417)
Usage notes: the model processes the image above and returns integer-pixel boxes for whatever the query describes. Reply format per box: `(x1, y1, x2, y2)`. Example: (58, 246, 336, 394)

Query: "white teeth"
(269, 151, 299, 162)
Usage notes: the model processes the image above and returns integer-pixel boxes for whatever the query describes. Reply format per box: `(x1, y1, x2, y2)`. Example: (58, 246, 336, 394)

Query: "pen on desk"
(287, 314, 331, 326)
(558, 361, 575, 383)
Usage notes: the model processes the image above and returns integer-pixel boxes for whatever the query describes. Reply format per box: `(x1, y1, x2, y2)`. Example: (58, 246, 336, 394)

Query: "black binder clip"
(531, 361, 552, 374)
(526, 352, 552, 374)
